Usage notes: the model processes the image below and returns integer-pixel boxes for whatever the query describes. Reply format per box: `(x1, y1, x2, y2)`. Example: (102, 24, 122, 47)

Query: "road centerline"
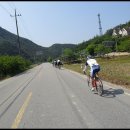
(11, 92, 32, 128)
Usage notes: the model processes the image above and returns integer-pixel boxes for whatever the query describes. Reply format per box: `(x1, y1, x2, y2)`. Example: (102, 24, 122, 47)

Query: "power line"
(1, 2, 34, 45)
(0, 4, 12, 16)
(11, 2, 16, 9)
(17, 8, 33, 40)
(11, 2, 33, 41)
(0, 2, 33, 55)
(7, 2, 15, 12)
(19, 16, 33, 41)
(7, 2, 16, 10)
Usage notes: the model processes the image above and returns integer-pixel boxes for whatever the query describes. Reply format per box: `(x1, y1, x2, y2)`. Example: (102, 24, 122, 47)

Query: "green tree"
(47, 56, 52, 62)
(118, 40, 130, 52)
(95, 44, 105, 56)
(86, 44, 95, 56)
(0, 55, 31, 78)
(63, 48, 76, 63)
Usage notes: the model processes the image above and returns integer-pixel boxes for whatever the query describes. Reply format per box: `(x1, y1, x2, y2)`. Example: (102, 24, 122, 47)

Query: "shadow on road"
(102, 88, 124, 98)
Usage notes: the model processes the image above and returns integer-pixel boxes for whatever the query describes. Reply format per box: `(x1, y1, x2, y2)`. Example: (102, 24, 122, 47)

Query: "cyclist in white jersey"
(83, 55, 100, 91)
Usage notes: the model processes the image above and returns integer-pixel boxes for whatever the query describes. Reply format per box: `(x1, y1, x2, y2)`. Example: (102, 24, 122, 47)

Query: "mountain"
(48, 43, 76, 59)
(0, 27, 76, 62)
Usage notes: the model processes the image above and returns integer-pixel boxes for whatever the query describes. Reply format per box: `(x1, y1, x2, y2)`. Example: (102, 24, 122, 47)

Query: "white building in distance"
(122, 28, 128, 36)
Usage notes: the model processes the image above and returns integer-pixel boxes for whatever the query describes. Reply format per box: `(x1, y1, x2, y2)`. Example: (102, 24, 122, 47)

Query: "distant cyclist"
(57, 59, 61, 68)
(83, 55, 100, 91)
(53, 60, 57, 67)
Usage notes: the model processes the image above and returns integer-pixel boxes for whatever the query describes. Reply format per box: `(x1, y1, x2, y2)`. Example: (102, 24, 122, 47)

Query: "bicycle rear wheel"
(96, 78, 103, 96)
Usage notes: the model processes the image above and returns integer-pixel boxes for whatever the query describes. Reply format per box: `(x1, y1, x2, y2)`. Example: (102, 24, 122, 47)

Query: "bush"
(0, 55, 31, 78)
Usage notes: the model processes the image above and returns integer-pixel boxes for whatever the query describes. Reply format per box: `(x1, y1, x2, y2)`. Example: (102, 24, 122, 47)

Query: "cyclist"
(83, 55, 100, 91)
(53, 60, 57, 67)
(57, 59, 61, 69)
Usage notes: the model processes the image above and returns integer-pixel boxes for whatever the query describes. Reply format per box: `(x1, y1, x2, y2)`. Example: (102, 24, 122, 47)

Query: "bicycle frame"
(87, 73, 103, 96)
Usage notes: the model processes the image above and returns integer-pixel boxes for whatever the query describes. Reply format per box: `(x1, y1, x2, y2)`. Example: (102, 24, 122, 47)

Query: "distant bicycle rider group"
(52, 59, 63, 69)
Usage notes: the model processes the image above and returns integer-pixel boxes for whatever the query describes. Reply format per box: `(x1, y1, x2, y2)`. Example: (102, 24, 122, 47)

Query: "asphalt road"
(0, 63, 130, 128)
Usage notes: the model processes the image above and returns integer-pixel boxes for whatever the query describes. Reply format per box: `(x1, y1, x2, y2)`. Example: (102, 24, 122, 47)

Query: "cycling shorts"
(90, 65, 100, 78)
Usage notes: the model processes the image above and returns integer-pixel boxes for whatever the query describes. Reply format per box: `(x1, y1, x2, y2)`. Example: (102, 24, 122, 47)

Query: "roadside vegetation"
(0, 55, 31, 80)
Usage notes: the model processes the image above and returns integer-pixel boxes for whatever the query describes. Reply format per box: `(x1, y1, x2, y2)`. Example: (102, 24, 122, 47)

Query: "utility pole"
(10, 9, 21, 55)
(97, 13, 103, 36)
(112, 29, 118, 52)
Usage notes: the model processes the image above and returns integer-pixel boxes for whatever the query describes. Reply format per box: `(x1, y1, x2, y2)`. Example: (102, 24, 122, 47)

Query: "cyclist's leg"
(93, 66, 100, 87)
(95, 66, 100, 78)
(95, 67, 103, 95)
(92, 68, 98, 87)
(90, 69, 95, 89)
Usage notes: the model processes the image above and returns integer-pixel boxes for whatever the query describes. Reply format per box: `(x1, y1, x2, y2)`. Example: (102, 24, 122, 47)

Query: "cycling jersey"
(85, 59, 100, 78)
(86, 59, 99, 69)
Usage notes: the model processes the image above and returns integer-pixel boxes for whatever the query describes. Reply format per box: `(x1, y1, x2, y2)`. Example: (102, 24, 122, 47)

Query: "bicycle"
(57, 62, 63, 69)
(87, 72, 103, 96)
(58, 64, 61, 69)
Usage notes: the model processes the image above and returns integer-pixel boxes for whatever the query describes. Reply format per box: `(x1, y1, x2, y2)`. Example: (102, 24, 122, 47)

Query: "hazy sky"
(0, 1, 130, 47)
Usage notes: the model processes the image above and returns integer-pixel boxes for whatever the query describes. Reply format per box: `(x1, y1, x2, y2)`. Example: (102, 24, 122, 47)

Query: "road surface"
(0, 63, 130, 128)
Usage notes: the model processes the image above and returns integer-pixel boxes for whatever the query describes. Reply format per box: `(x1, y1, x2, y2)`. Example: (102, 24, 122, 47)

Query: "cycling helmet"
(87, 55, 92, 60)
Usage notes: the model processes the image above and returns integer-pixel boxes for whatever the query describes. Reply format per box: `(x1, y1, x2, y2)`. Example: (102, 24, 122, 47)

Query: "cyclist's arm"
(83, 62, 88, 74)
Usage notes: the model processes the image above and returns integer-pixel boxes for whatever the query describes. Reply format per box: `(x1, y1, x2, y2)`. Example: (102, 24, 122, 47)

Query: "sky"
(0, 1, 130, 47)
